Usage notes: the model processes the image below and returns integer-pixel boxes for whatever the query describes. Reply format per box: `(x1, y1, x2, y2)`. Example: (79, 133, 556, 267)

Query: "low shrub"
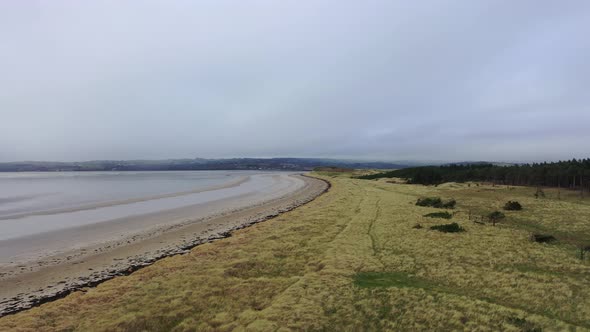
(442, 199, 456, 209)
(423, 212, 453, 219)
(430, 222, 464, 233)
(416, 197, 456, 209)
(416, 197, 443, 208)
(530, 233, 556, 243)
(412, 223, 423, 229)
(579, 245, 590, 260)
(504, 201, 522, 211)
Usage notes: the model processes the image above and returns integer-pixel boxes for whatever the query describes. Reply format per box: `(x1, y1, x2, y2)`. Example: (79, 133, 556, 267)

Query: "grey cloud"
(1, 0, 589, 162)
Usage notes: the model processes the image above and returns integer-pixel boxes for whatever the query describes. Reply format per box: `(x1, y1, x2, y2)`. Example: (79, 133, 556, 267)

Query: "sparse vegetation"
(507, 316, 543, 332)
(504, 200, 522, 211)
(423, 211, 453, 219)
(534, 188, 546, 199)
(1, 173, 589, 331)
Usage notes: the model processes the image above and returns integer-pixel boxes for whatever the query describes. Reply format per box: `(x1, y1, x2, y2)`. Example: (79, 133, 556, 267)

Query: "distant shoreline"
(0, 158, 408, 172)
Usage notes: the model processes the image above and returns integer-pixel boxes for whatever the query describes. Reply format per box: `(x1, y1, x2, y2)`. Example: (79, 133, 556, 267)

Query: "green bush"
(530, 233, 556, 243)
(423, 212, 453, 219)
(416, 197, 456, 209)
(416, 197, 443, 208)
(442, 199, 456, 209)
(430, 222, 464, 233)
(504, 201, 522, 211)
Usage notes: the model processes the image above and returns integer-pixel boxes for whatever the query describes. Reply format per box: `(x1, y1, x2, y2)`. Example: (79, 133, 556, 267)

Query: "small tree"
(488, 211, 505, 226)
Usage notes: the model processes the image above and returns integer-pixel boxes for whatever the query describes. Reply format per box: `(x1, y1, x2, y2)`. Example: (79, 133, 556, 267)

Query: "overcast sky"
(1, 1, 589, 162)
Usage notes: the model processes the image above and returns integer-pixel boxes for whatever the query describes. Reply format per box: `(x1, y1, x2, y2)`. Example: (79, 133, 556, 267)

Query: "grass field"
(1, 172, 589, 331)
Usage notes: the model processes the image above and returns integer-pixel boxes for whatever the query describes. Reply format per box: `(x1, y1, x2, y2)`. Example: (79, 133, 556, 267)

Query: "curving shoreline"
(0, 174, 329, 317)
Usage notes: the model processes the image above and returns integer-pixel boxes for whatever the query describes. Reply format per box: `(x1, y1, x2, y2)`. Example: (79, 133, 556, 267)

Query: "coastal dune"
(0, 173, 329, 316)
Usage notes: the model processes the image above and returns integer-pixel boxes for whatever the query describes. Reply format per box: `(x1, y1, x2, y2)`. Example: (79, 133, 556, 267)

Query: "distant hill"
(0, 158, 409, 172)
(441, 161, 519, 167)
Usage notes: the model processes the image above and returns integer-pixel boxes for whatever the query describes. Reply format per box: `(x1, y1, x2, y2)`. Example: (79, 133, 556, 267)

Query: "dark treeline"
(359, 159, 590, 191)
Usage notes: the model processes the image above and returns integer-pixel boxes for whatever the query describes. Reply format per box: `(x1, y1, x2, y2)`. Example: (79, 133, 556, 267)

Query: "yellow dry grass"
(1, 173, 589, 331)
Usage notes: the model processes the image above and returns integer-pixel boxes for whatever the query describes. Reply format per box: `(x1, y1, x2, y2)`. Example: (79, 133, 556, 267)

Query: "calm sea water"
(0, 171, 304, 263)
(0, 171, 252, 219)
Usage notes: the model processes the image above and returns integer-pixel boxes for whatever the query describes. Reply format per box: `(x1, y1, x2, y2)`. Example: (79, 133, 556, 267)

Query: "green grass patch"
(353, 272, 433, 290)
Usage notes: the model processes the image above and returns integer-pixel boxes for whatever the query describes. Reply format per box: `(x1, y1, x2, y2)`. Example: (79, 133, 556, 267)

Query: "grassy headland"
(1, 172, 589, 331)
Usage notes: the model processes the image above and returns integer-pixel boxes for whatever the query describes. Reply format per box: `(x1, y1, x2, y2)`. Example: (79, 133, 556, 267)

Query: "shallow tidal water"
(0, 170, 279, 242)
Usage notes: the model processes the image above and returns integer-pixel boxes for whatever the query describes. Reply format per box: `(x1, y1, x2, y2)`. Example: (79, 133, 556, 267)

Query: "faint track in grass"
(367, 198, 382, 259)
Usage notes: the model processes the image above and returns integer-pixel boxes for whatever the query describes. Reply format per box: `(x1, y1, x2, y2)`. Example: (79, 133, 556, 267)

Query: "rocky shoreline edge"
(0, 174, 330, 317)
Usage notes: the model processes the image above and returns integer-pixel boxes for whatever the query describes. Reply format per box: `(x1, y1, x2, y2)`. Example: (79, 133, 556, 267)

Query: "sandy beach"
(0, 173, 328, 316)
